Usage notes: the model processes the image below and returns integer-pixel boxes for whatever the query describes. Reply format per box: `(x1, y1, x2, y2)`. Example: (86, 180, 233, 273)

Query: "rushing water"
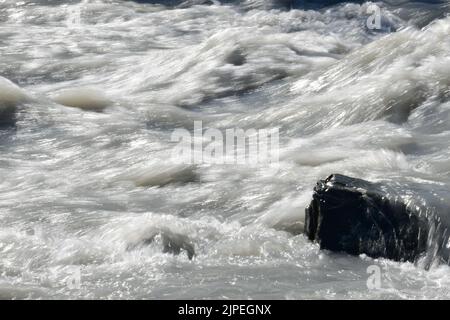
(0, 0, 450, 299)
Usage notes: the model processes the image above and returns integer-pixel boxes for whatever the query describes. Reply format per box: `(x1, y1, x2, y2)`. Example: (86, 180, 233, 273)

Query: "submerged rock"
(131, 164, 198, 187)
(0, 77, 27, 126)
(305, 174, 432, 263)
(52, 88, 112, 112)
(127, 228, 195, 260)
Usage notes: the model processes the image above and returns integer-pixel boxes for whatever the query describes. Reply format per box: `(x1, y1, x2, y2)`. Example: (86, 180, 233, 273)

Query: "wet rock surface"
(305, 174, 431, 262)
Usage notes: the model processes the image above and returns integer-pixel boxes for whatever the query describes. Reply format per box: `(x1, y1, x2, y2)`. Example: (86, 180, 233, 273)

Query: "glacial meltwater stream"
(0, 0, 450, 299)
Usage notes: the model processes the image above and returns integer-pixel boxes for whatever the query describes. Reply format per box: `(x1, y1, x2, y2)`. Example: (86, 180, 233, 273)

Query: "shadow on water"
(0, 110, 17, 144)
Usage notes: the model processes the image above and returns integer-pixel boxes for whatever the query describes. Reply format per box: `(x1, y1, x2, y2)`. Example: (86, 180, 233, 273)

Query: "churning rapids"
(0, 0, 450, 299)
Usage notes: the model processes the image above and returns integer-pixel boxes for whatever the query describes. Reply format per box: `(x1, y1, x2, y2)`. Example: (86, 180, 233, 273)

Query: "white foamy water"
(0, 0, 449, 299)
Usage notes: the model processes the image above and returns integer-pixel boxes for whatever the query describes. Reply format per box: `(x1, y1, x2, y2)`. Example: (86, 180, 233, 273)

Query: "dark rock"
(305, 174, 430, 262)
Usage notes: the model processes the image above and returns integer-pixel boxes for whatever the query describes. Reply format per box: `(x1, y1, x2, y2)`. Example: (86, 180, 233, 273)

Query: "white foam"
(255, 193, 310, 234)
(286, 17, 450, 127)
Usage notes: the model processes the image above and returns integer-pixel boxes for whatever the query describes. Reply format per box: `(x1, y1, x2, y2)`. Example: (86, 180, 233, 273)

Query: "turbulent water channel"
(0, 0, 450, 299)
